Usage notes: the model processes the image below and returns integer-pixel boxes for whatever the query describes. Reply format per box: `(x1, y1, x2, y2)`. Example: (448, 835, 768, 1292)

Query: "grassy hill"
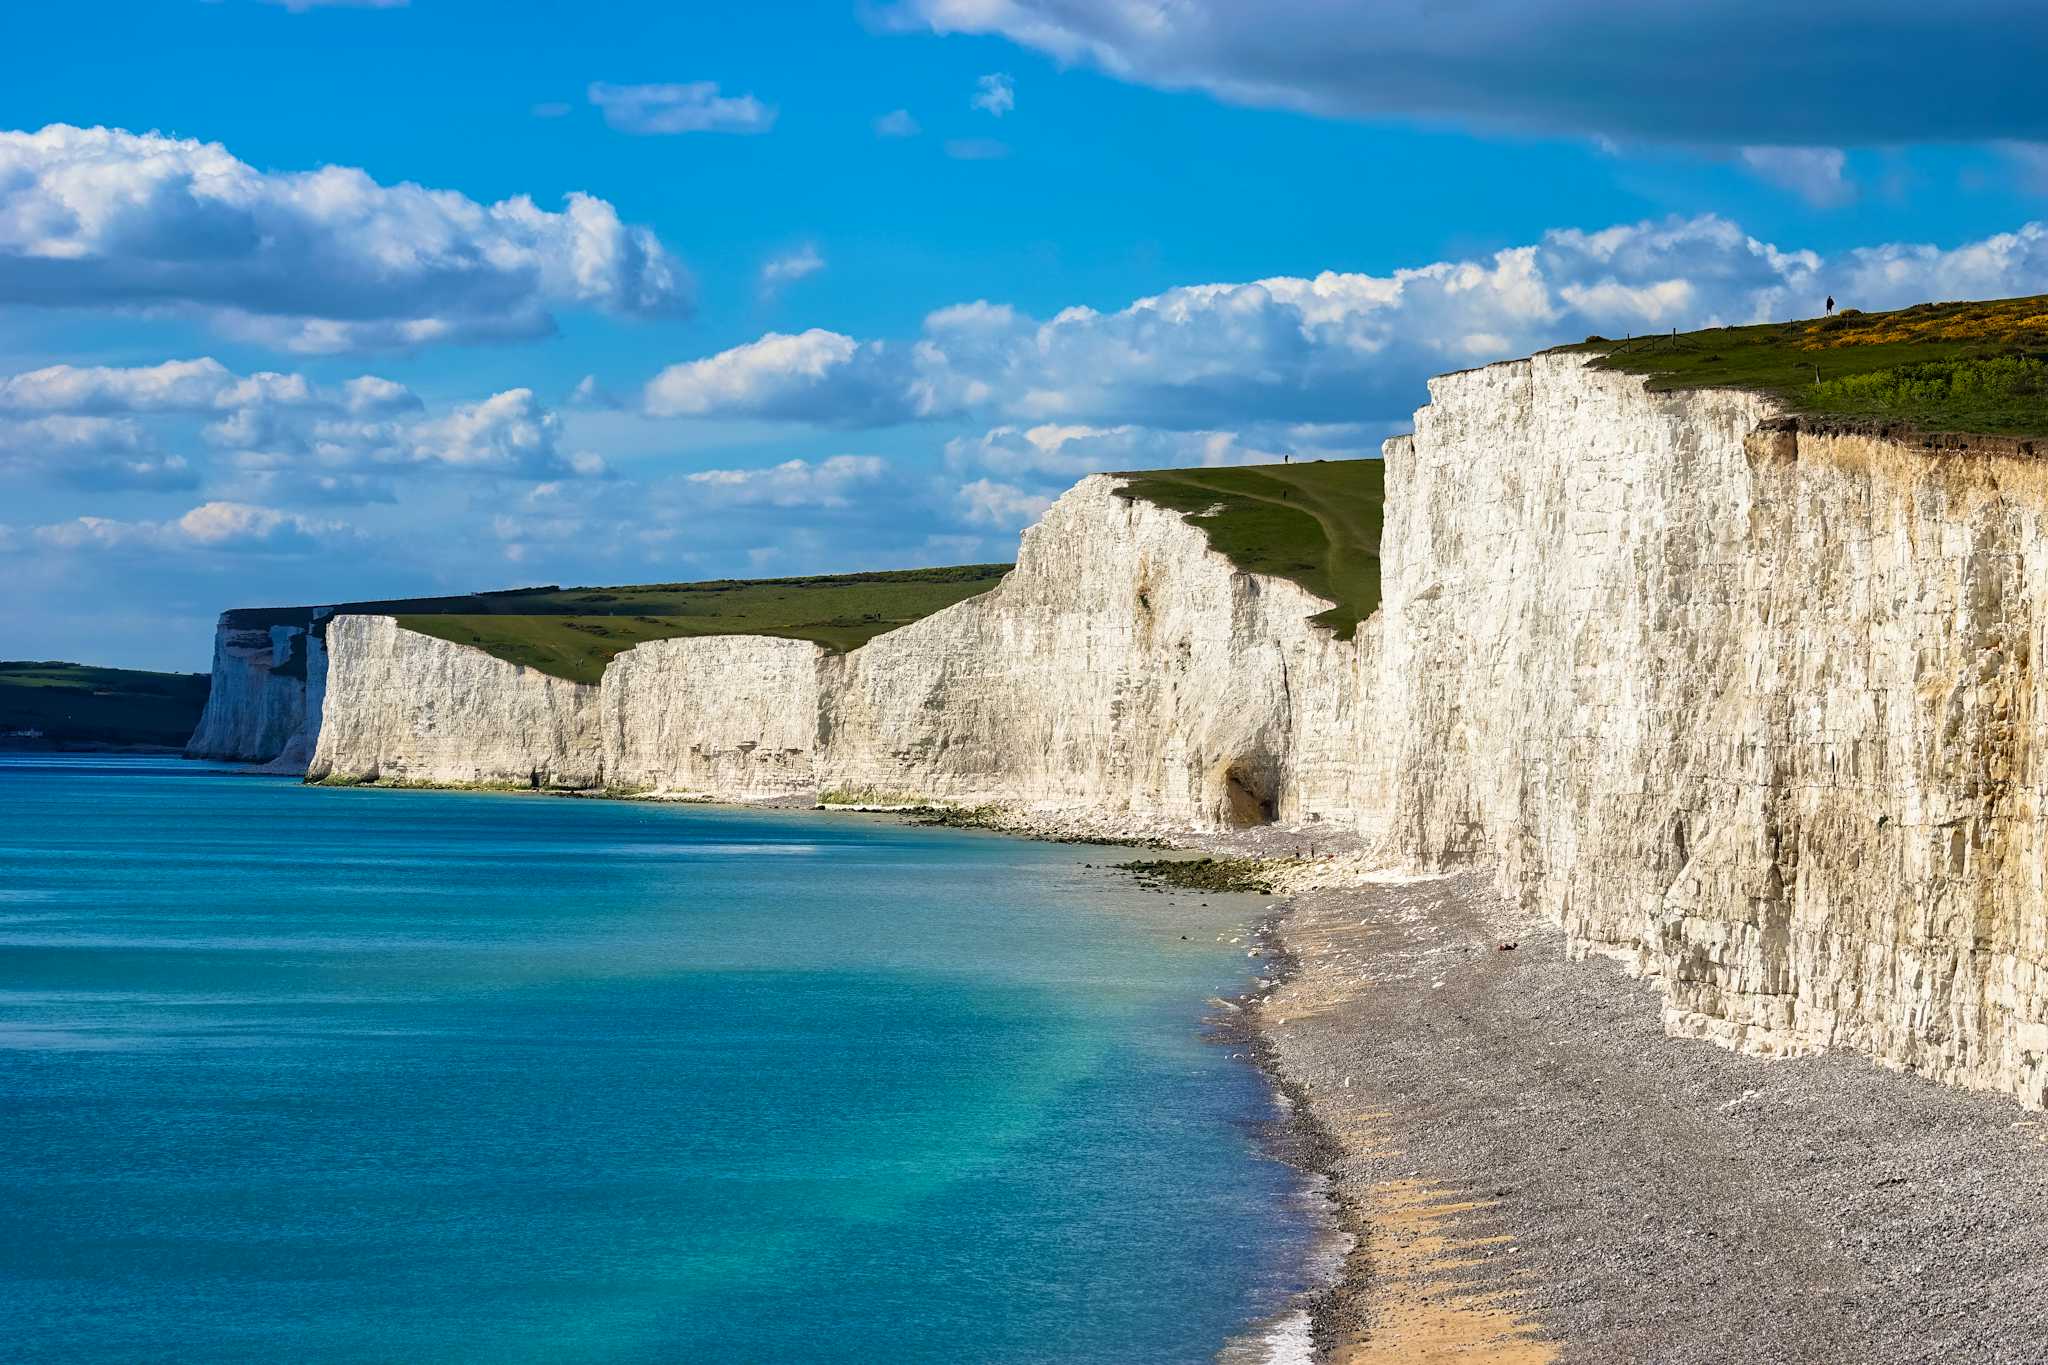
(0, 661, 210, 749)
(229, 566, 1013, 686)
(392, 567, 1012, 684)
(1569, 295, 2048, 438)
(1112, 459, 1386, 639)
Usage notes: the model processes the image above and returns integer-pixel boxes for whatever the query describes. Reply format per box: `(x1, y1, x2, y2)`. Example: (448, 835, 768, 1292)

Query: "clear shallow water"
(0, 755, 1317, 1363)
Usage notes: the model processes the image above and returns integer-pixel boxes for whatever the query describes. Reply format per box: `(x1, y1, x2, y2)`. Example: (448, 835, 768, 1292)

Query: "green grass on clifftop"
(0, 661, 210, 748)
(385, 566, 1012, 685)
(1112, 459, 1386, 639)
(1568, 295, 2048, 437)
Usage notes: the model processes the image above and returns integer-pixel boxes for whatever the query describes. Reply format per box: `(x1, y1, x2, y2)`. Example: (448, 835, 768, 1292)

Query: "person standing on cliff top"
(1826, 295, 1836, 315)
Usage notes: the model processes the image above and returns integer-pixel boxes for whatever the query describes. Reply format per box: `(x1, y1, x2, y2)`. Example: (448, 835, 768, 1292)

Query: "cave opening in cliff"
(1222, 760, 1279, 828)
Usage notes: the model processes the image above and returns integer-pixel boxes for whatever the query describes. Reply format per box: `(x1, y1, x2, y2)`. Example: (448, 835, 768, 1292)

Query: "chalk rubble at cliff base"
(191, 350, 2048, 1111)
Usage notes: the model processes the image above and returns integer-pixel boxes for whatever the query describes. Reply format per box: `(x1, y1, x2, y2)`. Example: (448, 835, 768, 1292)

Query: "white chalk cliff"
(1374, 352, 2048, 1108)
(186, 613, 327, 771)
(817, 477, 1371, 829)
(191, 350, 2048, 1108)
(307, 614, 603, 790)
(602, 634, 823, 799)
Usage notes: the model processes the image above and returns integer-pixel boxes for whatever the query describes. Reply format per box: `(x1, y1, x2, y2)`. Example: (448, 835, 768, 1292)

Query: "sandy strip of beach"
(1253, 869, 2048, 1364)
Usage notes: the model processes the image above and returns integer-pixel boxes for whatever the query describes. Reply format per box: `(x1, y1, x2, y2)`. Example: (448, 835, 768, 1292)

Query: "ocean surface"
(0, 755, 1320, 1363)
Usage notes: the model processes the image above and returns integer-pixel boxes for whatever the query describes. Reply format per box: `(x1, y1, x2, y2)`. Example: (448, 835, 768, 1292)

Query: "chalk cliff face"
(306, 614, 602, 790)
(602, 635, 823, 798)
(820, 476, 1370, 829)
(1374, 351, 2048, 1107)
(185, 616, 326, 765)
(294, 477, 1369, 825)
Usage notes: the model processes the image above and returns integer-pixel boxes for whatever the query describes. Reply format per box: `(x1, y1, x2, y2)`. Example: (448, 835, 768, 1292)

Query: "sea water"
(0, 756, 1319, 1363)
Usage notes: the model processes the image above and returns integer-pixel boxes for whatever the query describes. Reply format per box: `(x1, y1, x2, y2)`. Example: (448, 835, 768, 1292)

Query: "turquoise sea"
(0, 755, 1319, 1363)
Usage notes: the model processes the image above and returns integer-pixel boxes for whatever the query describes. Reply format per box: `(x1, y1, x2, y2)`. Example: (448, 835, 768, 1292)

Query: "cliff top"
(0, 660, 210, 749)
(233, 566, 1012, 685)
(1112, 459, 1386, 639)
(1565, 294, 2048, 438)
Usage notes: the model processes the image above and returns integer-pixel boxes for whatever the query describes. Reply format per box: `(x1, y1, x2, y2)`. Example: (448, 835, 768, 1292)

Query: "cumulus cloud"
(644, 329, 921, 424)
(342, 375, 421, 416)
(0, 415, 196, 491)
(0, 358, 323, 415)
(874, 109, 921, 138)
(1740, 146, 1855, 207)
(34, 501, 341, 554)
(683, 454, 889, 507)
(955, 477, 1049, 528)
(407, 388, 597, 477)
(0, 355, 594, 491)
(588, 82, 777, 135)
(0, 124, 687, 352)
(971, 73, 1014, 117)
(886, 1, 2048, 146)
(759, 244, 826, 295)
(639, 216, 2048, 435)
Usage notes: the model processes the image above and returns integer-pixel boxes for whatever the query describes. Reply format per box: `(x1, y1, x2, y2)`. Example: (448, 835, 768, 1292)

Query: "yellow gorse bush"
(1798, 296, 2048, 351)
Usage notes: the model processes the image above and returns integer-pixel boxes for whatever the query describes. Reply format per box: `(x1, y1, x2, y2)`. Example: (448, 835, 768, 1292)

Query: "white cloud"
(874, 109, 921, 138)
(175, 501, 326, 548)
(1740, 146, 1854, 207)
(0, 124, 687, 352)
(404, 388, 598, 478)
(684, 455, 888, 508)
(588, 82, 777, 135)
(342, 375, 421, 416)
(955, 477, 1049, 528)
(34, 501, 341, 554)
(640, 215, 2048, 434)
(262, 0, 407, 9)
(949, 422, 1291, 479)
(972, 73, 1015, 117)
(0, 415, 196, 490)
(644, 329, 920, 424)
(759, 244, 826, 294)
(0, 355, 594, 490)
(0, 358, 322, 415)
(887, 1, 2048, 146)
(569, 373, 624, 410)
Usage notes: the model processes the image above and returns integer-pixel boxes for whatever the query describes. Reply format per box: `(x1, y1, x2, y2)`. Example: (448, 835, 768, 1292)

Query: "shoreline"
(1213, 921, 1372, 1364)
(207, 759, 1378, 1357)
(216, 760, 1365, 1358)
(178, 759, 2048, 1359)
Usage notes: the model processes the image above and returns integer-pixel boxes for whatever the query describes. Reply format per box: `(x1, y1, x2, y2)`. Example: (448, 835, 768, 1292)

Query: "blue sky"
(5, 0, 2048, 669)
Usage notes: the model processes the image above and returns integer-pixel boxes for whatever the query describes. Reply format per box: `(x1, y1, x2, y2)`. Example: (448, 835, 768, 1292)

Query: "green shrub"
(1812, 356, 2048, 411)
